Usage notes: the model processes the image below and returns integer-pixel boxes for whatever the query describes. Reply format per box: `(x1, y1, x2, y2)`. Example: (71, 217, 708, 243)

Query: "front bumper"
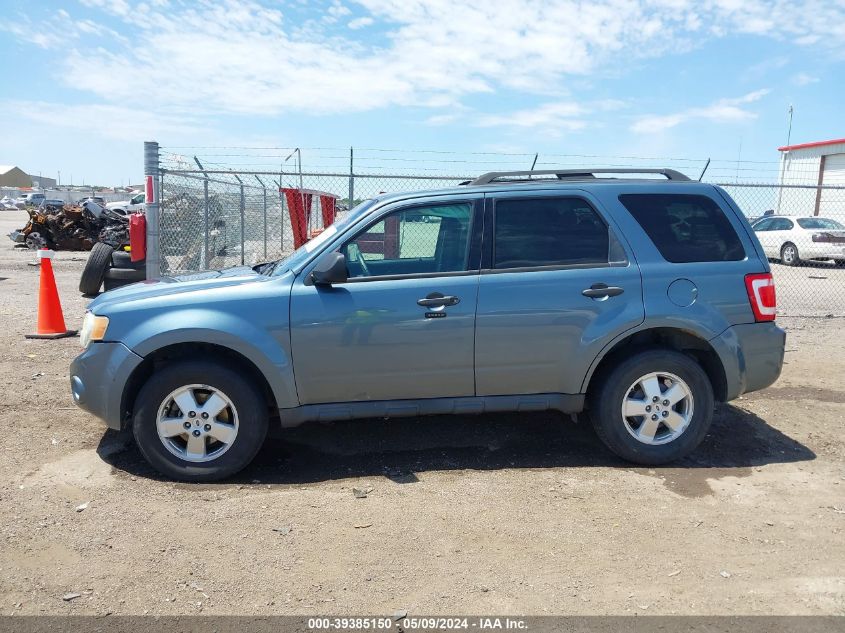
(70, 341, 144, 429)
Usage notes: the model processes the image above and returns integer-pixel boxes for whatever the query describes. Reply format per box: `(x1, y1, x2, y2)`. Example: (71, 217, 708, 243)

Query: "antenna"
(698, 158, 711, 182)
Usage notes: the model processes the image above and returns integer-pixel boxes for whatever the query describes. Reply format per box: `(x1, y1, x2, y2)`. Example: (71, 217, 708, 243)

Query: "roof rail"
(469, 168, 691, 186)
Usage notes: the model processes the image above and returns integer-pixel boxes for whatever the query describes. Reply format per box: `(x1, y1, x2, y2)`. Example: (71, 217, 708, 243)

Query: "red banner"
(319, 195, 337, 228)
(282, 188, 313, 249)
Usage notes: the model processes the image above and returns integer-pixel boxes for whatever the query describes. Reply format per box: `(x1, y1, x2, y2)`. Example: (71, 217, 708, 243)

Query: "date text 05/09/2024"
(306, 617, 528, 631)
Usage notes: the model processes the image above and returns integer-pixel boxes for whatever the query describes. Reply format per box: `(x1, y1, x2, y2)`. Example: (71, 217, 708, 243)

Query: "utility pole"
(786, 104, 794, 147)
(776, 105, 794, 214)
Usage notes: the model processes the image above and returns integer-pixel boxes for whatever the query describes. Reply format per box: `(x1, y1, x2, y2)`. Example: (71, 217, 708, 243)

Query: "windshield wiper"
(252, 260, 278, 275)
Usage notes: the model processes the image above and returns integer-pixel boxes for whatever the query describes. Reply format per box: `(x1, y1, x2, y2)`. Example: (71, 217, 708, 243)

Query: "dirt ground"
(0, 207, 843, 616)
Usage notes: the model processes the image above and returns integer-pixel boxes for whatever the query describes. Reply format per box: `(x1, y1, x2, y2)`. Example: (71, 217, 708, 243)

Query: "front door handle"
(582, 283, 624, 299)
(417, 292, 460, 307)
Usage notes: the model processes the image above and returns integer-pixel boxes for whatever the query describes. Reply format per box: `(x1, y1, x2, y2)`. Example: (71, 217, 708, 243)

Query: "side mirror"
(310, 252, 348, 286)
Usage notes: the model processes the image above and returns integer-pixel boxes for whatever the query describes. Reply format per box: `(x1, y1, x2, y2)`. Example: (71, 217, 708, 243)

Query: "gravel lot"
(1, 208, 844, 616)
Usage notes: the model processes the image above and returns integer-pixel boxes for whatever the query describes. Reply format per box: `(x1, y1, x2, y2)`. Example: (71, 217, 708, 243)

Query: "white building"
(777, 138, 845, 220)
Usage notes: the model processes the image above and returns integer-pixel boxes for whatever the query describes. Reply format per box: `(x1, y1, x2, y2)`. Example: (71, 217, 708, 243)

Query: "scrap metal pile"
(8, 202, 129, 251)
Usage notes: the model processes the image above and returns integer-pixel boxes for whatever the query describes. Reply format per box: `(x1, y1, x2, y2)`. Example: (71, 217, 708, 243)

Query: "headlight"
(80, 312, 109, 348)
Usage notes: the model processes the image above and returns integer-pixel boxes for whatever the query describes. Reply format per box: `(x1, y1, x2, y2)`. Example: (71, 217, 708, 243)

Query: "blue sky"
(1, 0, 843, 186)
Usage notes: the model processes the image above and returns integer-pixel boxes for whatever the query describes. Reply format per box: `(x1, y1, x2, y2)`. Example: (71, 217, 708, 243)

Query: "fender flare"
(125, 312, 298, 410)
(579, 318, 738, 398)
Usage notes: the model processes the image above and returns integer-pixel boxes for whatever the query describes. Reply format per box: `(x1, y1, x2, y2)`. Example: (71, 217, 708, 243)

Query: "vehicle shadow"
(97, 402, 815, 488)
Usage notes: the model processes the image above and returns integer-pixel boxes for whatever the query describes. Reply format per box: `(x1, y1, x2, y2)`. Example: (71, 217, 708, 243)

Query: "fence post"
(263, 186, 267, 259)
(255, 176, 267, 259)
(275, 178, 284, 253)
(230, 173, 246, 265)
(143, 141, 160, 280)
(348, 146, 354, 211)
(194, 157, 210, 270)
(236, 179, 245, 265)
(203, 179, 209, 269)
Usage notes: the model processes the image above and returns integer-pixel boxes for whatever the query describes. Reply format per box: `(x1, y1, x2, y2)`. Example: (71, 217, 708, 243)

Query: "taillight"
(744, 273, 776, 322)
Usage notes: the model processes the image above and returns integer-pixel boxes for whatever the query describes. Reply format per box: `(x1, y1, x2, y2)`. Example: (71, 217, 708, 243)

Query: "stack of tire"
(79, 243, 146, 295)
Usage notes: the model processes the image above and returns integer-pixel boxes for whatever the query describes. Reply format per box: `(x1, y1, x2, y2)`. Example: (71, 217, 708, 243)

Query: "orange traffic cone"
(25, 249, 77, 339)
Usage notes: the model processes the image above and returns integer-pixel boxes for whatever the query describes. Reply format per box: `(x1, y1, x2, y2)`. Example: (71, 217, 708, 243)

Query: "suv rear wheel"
(589, 349, 714, 465)
(133, 360, 268, 481)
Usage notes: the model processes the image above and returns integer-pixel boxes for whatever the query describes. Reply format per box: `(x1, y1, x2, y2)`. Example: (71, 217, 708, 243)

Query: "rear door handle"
(582, 283, 624, 299)
(417, 293, 460, 307)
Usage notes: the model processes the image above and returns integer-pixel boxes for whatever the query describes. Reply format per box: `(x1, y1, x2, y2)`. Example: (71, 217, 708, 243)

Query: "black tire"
(104, 267, 146, 280)
(588, 349, 714, 465)
(133, 360, 268, 482)
(102, 267, 145, 292)
(780, 242, 800, 267)
(79, 242, 114, 294)
(111, 250, 145, 270)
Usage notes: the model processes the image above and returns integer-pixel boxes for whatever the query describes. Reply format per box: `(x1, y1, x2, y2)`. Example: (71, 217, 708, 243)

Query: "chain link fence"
(150, 144, 845, 317)
(717, 182, 845, 317)
(158, 167, 471, 274)
(158, 171, 284, 273)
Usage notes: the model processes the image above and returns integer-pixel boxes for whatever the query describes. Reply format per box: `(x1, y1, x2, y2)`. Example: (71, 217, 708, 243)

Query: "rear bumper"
(712, 322, 786, 401)
(70, 342, 144, 430)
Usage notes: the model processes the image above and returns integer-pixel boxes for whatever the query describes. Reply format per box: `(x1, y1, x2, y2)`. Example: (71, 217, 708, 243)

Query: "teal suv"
(70, 169, 785, 481)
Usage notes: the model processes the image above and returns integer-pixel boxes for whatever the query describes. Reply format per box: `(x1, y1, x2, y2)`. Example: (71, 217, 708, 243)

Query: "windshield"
(266, 199, 376, 276)
(797, 217, 844, 230)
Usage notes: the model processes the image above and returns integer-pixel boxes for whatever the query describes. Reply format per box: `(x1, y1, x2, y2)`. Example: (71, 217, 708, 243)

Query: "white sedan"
(751, 215, 845, 266)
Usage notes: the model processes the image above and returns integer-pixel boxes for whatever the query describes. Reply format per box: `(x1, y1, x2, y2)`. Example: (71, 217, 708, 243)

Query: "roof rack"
(468, 168, 691, 186)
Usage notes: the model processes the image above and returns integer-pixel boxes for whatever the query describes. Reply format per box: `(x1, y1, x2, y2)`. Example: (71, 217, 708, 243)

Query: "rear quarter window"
(618, 193, 745, 263)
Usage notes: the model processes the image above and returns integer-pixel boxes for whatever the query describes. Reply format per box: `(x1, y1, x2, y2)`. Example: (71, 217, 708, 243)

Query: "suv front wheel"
(589, 350, 714, 465)
(133, 360, 268, 481)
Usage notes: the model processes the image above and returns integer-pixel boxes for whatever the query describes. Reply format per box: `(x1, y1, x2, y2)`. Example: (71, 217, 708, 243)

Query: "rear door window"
(618, 193, 745, 263)
(492, 197, 621, 269)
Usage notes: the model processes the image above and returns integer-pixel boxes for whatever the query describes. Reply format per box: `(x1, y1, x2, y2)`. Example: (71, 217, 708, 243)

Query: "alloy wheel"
(621, 372, 694, 445)
(156, 384, 239, 462)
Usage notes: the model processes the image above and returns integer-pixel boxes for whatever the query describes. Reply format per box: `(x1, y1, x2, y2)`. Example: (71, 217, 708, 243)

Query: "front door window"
(341, 203, 473, 279)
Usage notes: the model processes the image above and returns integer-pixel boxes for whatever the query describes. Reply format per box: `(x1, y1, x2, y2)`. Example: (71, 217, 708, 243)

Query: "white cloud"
(476, 100, 624, 130)
(631, 89, 770, 134)
(792, 72, 820, 86)
(3, 0, 843, 133)
(1, 101, 205, 142)
(348, 16, 374, 29)
(78, 0, 131, 18)
(742, 56, 789, 80)
(328, 3, 352, 17)
(0, 8, 126, 49)
(425, 113, 462, 126)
